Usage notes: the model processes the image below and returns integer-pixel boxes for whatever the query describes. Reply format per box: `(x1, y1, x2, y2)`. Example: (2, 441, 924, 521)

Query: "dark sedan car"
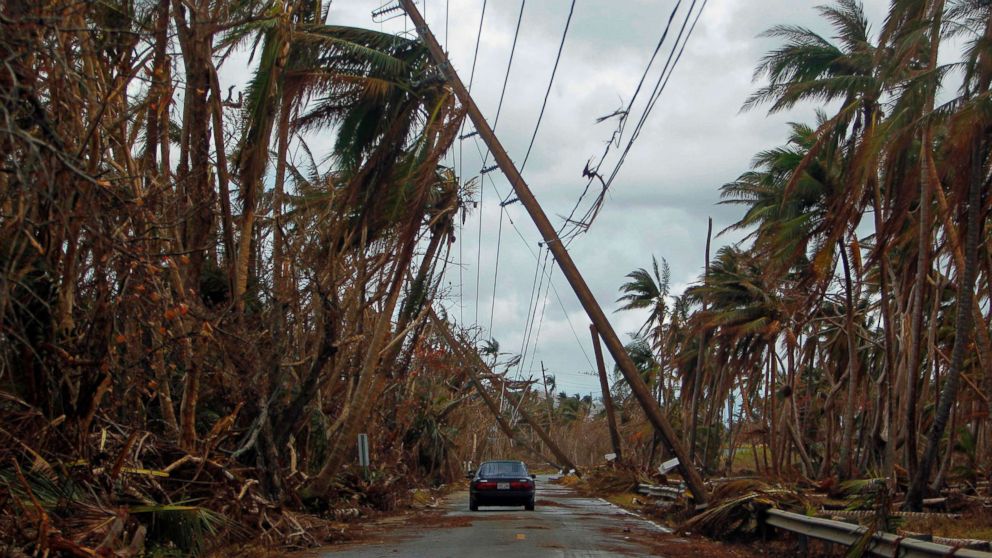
(468, 460, 536, 511)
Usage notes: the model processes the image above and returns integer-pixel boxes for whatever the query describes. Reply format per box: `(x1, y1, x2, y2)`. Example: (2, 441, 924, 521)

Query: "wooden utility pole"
(689, 217, 712, 462)
(539, 362, 554, 425)
(400, 0, 707, 504)
(430, 311, 579, 474)
(591, 325, 623, 463)
(429, 316, 554, 466)
(497, 380, 579, 476)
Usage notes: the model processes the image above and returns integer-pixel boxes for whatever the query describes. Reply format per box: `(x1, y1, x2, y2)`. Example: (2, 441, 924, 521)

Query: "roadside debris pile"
(578, 464, 642, 495)
(680, 479, 809, 540)
(0, 423, 346, 557)
(0, 415, 460, 557)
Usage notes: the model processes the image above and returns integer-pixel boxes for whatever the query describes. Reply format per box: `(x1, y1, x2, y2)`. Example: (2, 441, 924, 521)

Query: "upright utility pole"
(400, 0, 707, 504)
(591, 325, 623, 463)
(689, 217, 713, 461)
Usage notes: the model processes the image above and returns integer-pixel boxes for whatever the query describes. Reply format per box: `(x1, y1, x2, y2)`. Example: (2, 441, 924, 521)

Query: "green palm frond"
(133, 503, 239, 555)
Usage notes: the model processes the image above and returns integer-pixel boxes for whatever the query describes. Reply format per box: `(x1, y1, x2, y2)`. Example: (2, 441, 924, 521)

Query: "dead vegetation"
(0, 0, 490, 554)
(2, 0, 992, 555)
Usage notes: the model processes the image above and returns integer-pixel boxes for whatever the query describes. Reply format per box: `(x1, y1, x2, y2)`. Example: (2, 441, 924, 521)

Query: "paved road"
(319, 476, 673, 557)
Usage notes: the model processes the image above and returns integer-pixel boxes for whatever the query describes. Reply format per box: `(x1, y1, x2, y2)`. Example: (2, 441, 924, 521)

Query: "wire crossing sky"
(280, 0, 894, 397)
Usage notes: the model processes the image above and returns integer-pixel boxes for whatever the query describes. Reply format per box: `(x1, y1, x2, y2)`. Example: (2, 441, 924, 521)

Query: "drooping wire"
(556, 0, 709, 243)
(553, 0, 684, 236)
(515, 243, 545, 370)
(603, 0, 706, 193)
(524, 263, 554, 376)
(516, 247, 552, 378)
(467, 0, 487, 92)
(486, 201, 505, 336)
(521, 0, 576, 173)
(468, 0, 488, 328)
(569, 0, 708, 237)
(480, 0, 526, 167)
(467, 136, 594, 374)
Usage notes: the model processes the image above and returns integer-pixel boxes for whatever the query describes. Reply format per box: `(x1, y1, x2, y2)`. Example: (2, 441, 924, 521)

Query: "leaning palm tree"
(720, 116, 845, 281)
(745, 0, 904, 483)
(904, 0, 992, 509)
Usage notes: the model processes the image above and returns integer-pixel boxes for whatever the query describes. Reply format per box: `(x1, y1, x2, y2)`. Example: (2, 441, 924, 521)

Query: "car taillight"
(510, 480, 533, 489)
(474, 481, 496, 490)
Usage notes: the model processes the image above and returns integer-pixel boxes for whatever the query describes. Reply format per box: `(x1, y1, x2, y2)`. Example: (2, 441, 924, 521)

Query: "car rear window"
(479, 462, 527, 476)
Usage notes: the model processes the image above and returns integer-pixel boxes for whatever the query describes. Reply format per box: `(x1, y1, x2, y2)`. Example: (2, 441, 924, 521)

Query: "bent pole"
(399, 0, 707, 504)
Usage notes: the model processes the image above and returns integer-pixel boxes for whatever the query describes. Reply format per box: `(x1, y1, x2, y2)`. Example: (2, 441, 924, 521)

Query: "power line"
(467, 0, 488, 329)
(517, 246, 552, 378)
(521, 0, 576, 172)
(480, 0, 526, 167)
(558, 0, 710, 243)
(603, 0, 707, 193)
(566, 0, 708, 240)
(467, 0, 487, 92)
(466, 136, 593, 374)
(486, 203, 505, 335)
(555, 0, 685, 239)
(515, 1, 578, 369)
(517, 255, 555, 375)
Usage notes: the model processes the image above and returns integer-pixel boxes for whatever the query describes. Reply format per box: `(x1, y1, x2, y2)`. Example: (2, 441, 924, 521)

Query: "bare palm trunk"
(904, 137, 984, 510)
(906, 0, 944, 478)
(905, 137, 931, 477)
(838, 238, 861, 479)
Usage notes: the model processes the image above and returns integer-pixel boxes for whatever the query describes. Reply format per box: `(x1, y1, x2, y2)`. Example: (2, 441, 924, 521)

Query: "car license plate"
(497, 482, 510, 490)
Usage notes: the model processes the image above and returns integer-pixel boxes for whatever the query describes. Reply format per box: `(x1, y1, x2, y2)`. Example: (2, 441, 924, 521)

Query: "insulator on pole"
(371, 3, 402, 19)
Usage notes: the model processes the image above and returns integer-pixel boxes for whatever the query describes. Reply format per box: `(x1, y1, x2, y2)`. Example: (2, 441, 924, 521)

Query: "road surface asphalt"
(319, 475, 675, 557)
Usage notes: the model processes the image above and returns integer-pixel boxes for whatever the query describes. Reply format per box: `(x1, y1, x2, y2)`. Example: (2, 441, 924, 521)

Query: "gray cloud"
(222, 0, 891, 397)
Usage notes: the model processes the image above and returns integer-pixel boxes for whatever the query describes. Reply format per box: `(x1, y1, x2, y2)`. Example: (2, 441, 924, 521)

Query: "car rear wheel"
(525, 497, 535, 511)
(469, 497, 478, 511)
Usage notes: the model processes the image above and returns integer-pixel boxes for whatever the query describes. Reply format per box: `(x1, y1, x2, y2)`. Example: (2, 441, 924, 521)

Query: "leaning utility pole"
(400, 0, 707, 504)
(430, 311, 578, 474)
(591, 325, 623, 464)
(445, 324, 558, 468)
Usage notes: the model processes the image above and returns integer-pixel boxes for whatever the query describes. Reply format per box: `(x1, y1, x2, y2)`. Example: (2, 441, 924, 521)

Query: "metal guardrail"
(821, 509, 962, 520)
(635, 483, 683, 501)
(765, 509, 992, 558)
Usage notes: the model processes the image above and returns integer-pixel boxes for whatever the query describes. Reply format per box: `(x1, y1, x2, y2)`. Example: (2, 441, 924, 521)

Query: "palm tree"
(684, 246, 790, 474)
(904, 0, 992, 509)
(720, 117, 843, 279)
(616, 255, 672, 350)
(745, 0, 905, 482)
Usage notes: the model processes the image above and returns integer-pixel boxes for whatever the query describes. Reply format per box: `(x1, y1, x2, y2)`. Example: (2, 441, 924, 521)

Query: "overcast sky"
(223, 0, 892, 397)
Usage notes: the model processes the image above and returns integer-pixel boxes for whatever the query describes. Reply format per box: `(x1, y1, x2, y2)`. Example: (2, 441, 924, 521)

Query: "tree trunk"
(905, 135, 931, 477)
(904, 134, 984, 510)
(838, 238, 861, 479)
(172, 0, 217, 450)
